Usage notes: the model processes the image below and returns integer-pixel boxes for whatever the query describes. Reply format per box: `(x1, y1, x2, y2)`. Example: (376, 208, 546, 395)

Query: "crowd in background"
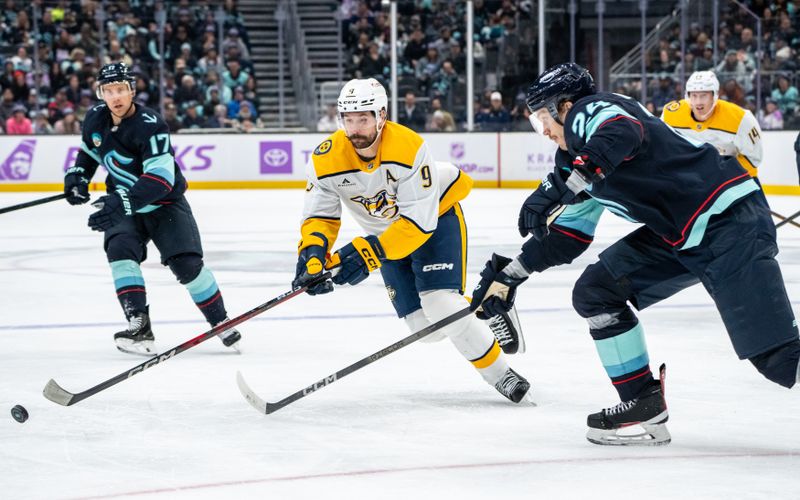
(1, 0, 800, 135)
(0, 0, 259, 135)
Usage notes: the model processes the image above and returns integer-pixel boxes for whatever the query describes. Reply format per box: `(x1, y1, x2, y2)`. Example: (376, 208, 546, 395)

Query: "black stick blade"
(43, 379, 75, 406)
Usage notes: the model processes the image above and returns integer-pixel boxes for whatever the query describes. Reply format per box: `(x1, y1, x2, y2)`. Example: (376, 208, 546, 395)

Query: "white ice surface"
(0, 189, 798, 500)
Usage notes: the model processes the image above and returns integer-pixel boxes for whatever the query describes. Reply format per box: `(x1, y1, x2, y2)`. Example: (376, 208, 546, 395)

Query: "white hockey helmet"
(337, 78, 388, 118)
(684, 71, 719, 102)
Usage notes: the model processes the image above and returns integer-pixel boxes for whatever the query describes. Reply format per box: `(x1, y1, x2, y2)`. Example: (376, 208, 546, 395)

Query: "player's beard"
(347, 129, 378, 150)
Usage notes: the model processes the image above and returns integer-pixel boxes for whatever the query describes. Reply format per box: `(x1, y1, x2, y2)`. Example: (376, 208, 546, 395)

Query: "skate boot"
(114, 311, 155, 356)
(487, 304, 525, 354)
(586, 364, 671, 446)
(215, 318, 242, 353)
(494, 367, 532, 403)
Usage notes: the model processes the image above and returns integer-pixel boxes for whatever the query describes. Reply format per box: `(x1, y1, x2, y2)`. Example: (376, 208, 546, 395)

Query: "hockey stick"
(42, 272, 332, 406)
(0, 193, 67, 215)
(772, 209, 800, 229)
(237, 306, 473, 415)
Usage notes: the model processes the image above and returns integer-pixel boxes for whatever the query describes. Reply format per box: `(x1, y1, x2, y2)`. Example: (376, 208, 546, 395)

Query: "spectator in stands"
(198, 47, 221, 77)
(758, 99, 784, 130)
(222, 59, 249, 91)
(174, 74, 204, 111)
(64, 73, 82, 105)
(716, 49, 753, 93)
(430, 26, 455, 61)
(53, 106, 80, 134)
(449, 40, 467, 74)
(9, 69, 29, 103)
(5, 104, 32, 134)
(317, 103, 339, 132)
(398, 91, 427, 131)
(650, 74, 678, 113)
(771, 74, 799, 116)
(0, 88, 16, 125)
(475, 91, 511, 132)
(358, 43, 388, 81)
(416, 47, 442, 95)
(427, 109, 456, 132)
(226, 86, 256, 119)
(10, 45, 32, 73)
(222, 28, 250, 62)
(181, 101, 206, 129)
(244, 75, 260, 113)
(31, 110, 53, 134)
(205, 104, 233, 129)
(163, 102, 183, 133)
(234, 103, 263, 129)
(403, 28, 428, 67)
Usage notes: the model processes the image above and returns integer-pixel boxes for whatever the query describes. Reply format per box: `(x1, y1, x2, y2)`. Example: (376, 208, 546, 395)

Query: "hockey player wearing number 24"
(470, 63, 799, 445)
(62, 62, 241, 356)
(293, 77, 532, 404)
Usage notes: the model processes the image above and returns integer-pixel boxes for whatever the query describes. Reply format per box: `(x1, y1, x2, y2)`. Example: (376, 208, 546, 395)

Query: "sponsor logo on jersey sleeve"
(314, 139, 332, 156)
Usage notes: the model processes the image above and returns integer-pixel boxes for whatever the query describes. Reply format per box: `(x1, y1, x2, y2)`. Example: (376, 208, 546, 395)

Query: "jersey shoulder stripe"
(379, 122, 425, 167)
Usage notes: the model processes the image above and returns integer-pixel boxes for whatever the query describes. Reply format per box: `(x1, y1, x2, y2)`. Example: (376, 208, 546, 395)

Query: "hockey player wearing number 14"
(62, 63, 241, 356)
(292, 78, 531, 404)
(470, 63, 799, 445)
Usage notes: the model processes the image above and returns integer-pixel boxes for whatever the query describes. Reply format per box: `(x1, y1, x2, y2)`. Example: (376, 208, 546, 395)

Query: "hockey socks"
(184, 266, 228, 325)
(592, 320, 654, 401)
(110, 259, 147, 318)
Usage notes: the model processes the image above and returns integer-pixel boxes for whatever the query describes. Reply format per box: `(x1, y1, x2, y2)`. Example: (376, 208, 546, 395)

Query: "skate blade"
(586, 422, 672, 446)
(115, 339, 157, 357)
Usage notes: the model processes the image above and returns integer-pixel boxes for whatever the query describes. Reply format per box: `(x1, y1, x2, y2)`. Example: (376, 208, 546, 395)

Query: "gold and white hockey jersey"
(661, 99, 762, 177)
(299, 121, 473, 260)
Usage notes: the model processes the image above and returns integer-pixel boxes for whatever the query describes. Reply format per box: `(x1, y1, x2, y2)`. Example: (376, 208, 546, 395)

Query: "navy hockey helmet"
(96, 63, 136, 98)
(526, 63, 595, 126)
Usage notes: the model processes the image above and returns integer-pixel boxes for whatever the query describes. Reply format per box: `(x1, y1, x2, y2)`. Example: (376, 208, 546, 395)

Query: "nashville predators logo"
(314, 140, 332, 156)
(351, 190, 399, 219)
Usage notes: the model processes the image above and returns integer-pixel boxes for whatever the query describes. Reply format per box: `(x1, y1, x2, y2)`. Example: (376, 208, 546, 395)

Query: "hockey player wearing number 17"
(62, 63, 241, 356)
(292, 78, 532, 404)
(470, 63, 799, 445)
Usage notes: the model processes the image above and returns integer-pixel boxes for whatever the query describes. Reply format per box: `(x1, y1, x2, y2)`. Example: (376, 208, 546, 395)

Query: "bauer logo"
(259, 141, 292, 174)
(0, 139, 36, 181)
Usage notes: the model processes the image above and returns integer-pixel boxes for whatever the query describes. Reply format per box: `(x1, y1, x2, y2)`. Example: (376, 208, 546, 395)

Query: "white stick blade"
(43, 379, 75, 406)
(236, 371, 267, 414)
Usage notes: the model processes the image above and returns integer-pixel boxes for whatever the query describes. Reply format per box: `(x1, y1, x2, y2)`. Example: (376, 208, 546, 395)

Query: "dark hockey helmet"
(526, 63, 595, 125)
(96, 63, 136, 98)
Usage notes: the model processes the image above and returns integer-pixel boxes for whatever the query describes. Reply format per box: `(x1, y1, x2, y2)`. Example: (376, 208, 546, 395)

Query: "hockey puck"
(11, 404, 28, 423)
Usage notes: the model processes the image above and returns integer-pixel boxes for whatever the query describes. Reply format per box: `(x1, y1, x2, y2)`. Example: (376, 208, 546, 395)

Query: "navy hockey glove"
(87, 190, 133, 232)
(293, 237, 334, 296)
(64, 166, 90, 205)
(470, 254, 528, 319)
(518, 170, 577, 240)
(331, 235, 385, 286)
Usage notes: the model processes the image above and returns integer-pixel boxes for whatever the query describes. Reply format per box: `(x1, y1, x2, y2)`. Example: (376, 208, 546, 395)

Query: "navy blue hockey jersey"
(557, 92, 759, 249)
(74, 103, 187, 212)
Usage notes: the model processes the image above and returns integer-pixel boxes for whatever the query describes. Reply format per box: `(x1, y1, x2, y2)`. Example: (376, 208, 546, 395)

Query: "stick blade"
(43, 379, 76, 406)
(236, 371, 268, 414)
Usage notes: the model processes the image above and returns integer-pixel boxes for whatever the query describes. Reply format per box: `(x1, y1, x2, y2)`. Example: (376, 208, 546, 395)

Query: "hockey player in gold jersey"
(292, 78, 531, 403)
(661, 71, 762, 177)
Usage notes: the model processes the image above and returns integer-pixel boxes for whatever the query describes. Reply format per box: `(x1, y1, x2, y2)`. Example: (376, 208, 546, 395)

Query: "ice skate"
(215, 318, 242, 353)
(586, 364, 671, 446)
(487, 304, 526, 354)
(494, 367, 532, 403)
(114, 311, 155, 356)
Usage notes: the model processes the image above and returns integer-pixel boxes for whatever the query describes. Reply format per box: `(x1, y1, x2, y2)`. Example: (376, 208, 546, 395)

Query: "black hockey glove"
(87, 190, 133, 232)
(518, 170, 577, 240)
(64, 166, 90, 205)
(331, 235, 385, 286)
(470, 253, 528, 319)
(293, 238, 334, 296)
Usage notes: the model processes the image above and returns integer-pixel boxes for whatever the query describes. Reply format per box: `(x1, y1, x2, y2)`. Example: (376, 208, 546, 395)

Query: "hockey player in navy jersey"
(63, 63, 241, 355)
(471, 63, 799, 445)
